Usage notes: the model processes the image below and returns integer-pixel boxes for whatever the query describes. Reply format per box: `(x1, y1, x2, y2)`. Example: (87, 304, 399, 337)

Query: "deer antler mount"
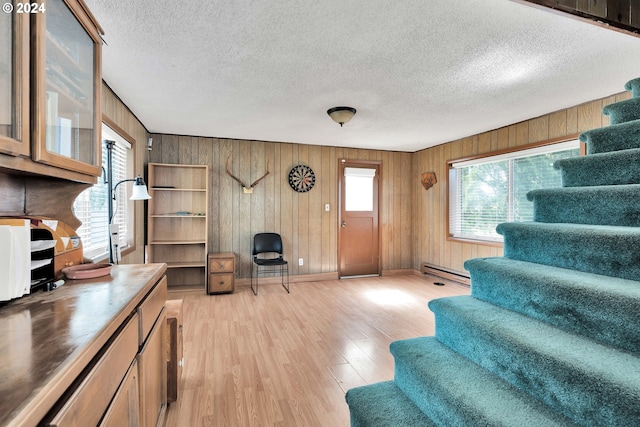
(225, 154, 270, 194)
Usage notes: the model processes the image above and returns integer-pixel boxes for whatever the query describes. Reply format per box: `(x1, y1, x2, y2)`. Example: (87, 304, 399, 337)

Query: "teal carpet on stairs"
(345, 77, 640, 427)
(554, 147, 640, 187)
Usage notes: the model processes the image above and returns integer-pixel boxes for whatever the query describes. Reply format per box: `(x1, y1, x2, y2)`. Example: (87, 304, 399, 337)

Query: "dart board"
(288, 164, 316, 193)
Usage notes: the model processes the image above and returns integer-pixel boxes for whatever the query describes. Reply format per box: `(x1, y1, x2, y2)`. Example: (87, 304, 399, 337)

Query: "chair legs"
(250, 263, 258, 295)
(250, 264, 289, 295)
(281, 264, 290, 293)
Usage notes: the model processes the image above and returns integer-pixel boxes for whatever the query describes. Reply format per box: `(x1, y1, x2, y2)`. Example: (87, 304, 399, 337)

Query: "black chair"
(250, 232, 290, 295)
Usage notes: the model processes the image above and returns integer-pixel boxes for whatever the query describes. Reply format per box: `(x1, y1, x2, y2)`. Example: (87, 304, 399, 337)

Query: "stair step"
(497, 222, 640, 281)
(431, 296, 640, 427)
(527, 184, 640, 226)
(464, 257, 640, 354)
(625, 77, 640, 98)
(390, 337, 578, 427)
(602, 97, 640, 124)
(345, 381, 437, 427)
(579, 119, 640, 154)
(554, 147, 640, 187)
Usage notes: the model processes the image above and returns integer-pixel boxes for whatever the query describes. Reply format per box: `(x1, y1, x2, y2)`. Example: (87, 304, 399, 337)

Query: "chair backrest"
(253, 233, 284, 256)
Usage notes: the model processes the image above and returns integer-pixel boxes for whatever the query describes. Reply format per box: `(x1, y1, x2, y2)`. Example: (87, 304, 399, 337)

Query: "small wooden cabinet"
(148, 163, 209, 291)
(208, 252, 235, 294)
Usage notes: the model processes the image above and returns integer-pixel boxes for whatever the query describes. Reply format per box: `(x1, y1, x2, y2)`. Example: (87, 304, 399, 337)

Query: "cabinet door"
(99, 360, 140, 427)
(137, 308, 167, 427)
(0, 6, 29, 156)
(32, 0, 102, 176)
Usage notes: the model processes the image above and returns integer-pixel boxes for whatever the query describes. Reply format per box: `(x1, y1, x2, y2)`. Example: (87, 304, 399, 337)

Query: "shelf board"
(150, 188, 206, 192)
(150, 214, 207, 218)
(167, 284, 204, 293)
(166, 262, 206, 268)
(149, 240, 206, 245)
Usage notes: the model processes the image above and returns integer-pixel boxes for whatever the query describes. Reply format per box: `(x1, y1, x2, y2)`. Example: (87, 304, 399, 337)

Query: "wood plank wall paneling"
(102, 82, 149, 264)
(412, 91, 631, 273)
(145, 91, 627, 278)
(149, 136, 414, 278)
(519, 0, 640, 35)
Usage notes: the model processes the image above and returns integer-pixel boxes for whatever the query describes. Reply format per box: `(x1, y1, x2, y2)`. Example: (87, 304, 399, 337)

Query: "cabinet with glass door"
(31, 0, 103, 177)
(0, 6, 29, 157)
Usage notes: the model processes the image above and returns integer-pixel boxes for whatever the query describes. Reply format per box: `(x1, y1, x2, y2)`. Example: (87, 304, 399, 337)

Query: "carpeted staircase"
(345, 77, 640, 426)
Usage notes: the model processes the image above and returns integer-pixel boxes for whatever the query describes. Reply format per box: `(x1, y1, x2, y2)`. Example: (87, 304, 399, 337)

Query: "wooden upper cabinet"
(31, 0, 103, 176)
(0, 8, 29, 156)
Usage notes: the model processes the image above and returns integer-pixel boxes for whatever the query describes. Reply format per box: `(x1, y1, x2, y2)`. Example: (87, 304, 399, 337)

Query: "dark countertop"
(0, 263, 167, 427)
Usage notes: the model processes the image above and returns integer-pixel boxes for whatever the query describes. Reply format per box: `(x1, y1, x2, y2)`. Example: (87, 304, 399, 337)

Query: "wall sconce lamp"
(327, 106, 357, 127)
(104, 139, 151, 264)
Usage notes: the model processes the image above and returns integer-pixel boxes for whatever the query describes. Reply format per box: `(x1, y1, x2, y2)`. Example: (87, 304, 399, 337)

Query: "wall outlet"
(299, 258, 304, 266)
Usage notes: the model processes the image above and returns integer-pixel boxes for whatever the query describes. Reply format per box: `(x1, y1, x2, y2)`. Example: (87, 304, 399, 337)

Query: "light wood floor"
(164, 274, 470, 427)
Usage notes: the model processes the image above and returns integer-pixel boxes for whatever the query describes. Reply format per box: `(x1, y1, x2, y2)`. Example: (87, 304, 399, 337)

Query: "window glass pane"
(449, 142, 580, 242)
(0, 12, 12, 137)
(45, 0, 95, 165)
(345, 175, 374, 211)
(73, 132, 131, 260)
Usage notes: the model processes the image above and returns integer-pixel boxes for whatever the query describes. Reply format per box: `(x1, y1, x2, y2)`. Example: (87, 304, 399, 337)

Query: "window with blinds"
(73, 125, 132, 260)
(448, 140, 580, 243)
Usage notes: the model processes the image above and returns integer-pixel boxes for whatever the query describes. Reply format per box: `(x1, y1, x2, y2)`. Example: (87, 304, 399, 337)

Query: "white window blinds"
(448, 141, 580, 242)
(73, 126, 132, 260)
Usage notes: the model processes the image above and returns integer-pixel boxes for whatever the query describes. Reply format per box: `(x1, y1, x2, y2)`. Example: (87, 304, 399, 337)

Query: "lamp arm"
(112, 178, 136, 199)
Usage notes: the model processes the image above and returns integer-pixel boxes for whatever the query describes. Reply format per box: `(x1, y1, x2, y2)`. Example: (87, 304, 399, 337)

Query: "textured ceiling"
(84, 0, 640, 152)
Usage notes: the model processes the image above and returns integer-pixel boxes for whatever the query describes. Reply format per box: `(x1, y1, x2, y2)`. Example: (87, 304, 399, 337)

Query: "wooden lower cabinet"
(138, 308, 167, 427)
(43, 273, 167, 427)
(99, 360, 140, 427)
(46, 315, 139, 427)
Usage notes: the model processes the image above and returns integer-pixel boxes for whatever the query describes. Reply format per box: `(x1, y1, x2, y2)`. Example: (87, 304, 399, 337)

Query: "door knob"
(341, 221, 347, 227)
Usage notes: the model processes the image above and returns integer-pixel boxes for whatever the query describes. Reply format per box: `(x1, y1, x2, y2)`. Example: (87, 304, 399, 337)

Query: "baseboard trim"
(420, 263, 471, 286)
(236, 271, 339, 287)
(381, 269, 415, 276)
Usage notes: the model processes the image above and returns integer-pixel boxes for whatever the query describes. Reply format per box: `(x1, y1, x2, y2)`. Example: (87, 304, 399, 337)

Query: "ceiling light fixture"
(327, 106, 356, 127)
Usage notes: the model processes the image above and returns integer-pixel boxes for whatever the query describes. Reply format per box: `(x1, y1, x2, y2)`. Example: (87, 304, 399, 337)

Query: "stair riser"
(528, 187, 640, 226)
(554, 149, 640, 187)
(465, 257, 640, 354)
(498, 223, 640, 281)
(431, 298, 640, 426)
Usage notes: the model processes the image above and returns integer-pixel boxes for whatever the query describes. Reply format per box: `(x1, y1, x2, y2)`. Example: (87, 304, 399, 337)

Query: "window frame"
(446, 134, 583, 246)
(73, 118, 137, 262)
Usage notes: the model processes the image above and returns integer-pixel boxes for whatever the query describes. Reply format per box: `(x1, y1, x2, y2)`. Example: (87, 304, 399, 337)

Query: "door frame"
(337, 158, 382, 278)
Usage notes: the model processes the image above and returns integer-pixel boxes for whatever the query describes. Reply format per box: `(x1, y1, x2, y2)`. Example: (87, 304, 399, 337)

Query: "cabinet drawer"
(138, 276, 167, 346)
(208, 273, 234, 294)
(47, 314, 139, 427)
(208, 258, 233, 273)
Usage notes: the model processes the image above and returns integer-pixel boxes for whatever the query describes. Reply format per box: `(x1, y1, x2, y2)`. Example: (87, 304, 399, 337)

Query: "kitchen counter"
(0, 263, 167, 427)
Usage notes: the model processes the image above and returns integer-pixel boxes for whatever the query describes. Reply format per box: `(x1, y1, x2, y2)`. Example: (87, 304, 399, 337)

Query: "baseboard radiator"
(421, 263, 470, 286)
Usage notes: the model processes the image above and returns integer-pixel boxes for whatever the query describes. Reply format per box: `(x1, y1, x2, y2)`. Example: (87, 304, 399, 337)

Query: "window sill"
(446, 235, 504, 247)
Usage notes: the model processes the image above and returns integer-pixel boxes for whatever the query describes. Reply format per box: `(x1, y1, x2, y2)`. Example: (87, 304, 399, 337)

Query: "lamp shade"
(130, 175, 151, 200)
(327, 106, 356, 127)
